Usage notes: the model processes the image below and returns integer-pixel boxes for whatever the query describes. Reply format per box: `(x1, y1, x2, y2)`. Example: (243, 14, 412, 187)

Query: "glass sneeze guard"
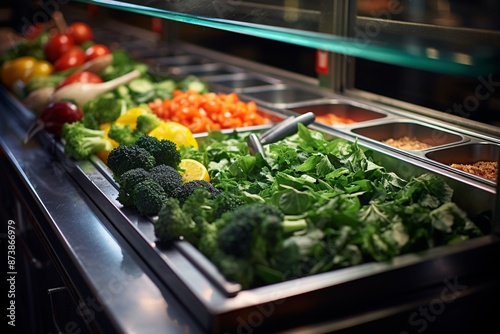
(73, 0, 500, 77)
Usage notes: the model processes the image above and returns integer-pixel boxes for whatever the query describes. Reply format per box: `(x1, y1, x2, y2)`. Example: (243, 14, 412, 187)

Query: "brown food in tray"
(450, 161, 498, 180)
(382, 136, 432, 150)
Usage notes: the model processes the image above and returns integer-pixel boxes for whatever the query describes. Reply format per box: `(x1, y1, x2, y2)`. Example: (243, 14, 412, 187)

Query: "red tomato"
(67, 22, 93, 44)
(53, 47, 85, 72)
(56, 71, 103, 90)
(84, 44, 111, 61)
(44, 33, 74, 63)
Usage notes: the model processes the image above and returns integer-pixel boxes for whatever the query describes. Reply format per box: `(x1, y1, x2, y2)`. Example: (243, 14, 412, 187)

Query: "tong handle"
(260, 112, 315, 145)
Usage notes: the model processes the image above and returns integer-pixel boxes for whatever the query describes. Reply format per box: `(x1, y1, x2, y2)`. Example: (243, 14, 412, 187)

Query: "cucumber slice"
(186, 80, 208, 93)
(116, 85, 130, 98)
(134, 90, 156, 103)
(128, 78, 155, 95)
(155, 79, 176, 91)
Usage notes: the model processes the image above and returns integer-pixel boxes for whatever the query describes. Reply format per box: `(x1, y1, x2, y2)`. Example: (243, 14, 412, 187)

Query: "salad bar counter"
(1, 3, 500, 334)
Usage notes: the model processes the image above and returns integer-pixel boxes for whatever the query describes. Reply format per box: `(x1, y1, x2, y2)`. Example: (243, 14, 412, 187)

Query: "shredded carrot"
(148, 90, 271, 133)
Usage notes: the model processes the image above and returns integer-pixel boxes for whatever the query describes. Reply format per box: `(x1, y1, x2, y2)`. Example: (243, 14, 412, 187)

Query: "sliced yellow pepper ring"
(115, 107, 149, 131)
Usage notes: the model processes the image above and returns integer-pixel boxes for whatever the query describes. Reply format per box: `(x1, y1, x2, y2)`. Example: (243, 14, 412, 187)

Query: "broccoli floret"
(155, 187, 221, 255)
(149, 164, 183, 196)
(62, 121, 113, 161)
(82, 93, 127, 125)
(108, 123, 143, 146)
(197, 222, 218, 258)
(212, 191, 246, 219)
(210, 251, 255, 289)
(115, 165, 182, 210)
(80, 113, 99, 130)
(155, 197, 197, 243)
(135, 135, 181, 169)
(116, 168, 151, 206)
(216, 203, 305, 258)
(136, 113, 162, 134)
(132, 179, 168, 216)
(213, 202, 307, 287)
(107, 145, 156, 177)
(217, 216, 256, 258)
(171, 180, 221, 205)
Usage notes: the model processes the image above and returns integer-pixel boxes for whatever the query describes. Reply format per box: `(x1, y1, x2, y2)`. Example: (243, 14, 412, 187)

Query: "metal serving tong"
(247, 112, 315, 156)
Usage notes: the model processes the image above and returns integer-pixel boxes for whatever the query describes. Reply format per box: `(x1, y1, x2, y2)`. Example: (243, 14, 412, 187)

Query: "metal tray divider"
(493, 153, 500, 234)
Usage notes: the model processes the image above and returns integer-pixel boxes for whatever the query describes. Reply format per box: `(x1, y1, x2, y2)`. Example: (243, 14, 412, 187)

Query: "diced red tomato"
(148, 90, 271, 133)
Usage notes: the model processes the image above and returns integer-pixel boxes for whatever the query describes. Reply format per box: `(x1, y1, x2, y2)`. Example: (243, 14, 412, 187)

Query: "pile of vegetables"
(104, 133, 215, 215)
(148, 88, 272, 133)
(1, 20, 111, 92)
(2, 14, 270, 156)
(153, 124, 484, 289)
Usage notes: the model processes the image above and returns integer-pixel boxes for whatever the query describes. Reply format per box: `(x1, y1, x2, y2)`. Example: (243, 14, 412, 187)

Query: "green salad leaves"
(186, 124, 483, 287)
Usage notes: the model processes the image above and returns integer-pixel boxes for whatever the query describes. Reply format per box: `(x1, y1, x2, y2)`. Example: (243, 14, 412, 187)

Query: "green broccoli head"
(197, 222, 218, 258)
(210, 251, 255, 289)
(217, 217, 256, 258)
(80, 113, 99, 130)
(171, 180, 221, 205)
(116, 168, 151, 206)
(216, 203, 287, 258)
(108, 123, 143, 146)
(136, 113, 162, 134)
(107, 145, 156, 177)
(62, 121, 113, 161)
(149, 164, 183, 197)
(135, 135, 181, 169)
(132, 179, 168, 216)
(212, 191, 246, 219)
(155, 197, 197, 243)
(82, 93, 126, 125)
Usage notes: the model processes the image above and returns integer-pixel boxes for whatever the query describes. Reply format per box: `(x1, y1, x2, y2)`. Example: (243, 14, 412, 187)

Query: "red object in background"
(315, 49, 329, 75)
(53, 46, 86, 72)
(23, 23, 44, 40)
(152, 17, 162, 33)
(44, 33, 75, 63)
(56, 71, 103, 90)
(67, 22, 94, 45)
(87, 4, 99, 16)
(84, 44, 111, 61)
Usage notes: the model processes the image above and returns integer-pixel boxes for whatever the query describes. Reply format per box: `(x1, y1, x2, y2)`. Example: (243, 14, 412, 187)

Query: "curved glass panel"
(74, 0, 500, 76)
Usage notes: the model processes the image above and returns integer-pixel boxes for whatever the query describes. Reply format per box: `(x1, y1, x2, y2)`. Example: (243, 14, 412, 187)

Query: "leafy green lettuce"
(190, 125, 483, 281)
